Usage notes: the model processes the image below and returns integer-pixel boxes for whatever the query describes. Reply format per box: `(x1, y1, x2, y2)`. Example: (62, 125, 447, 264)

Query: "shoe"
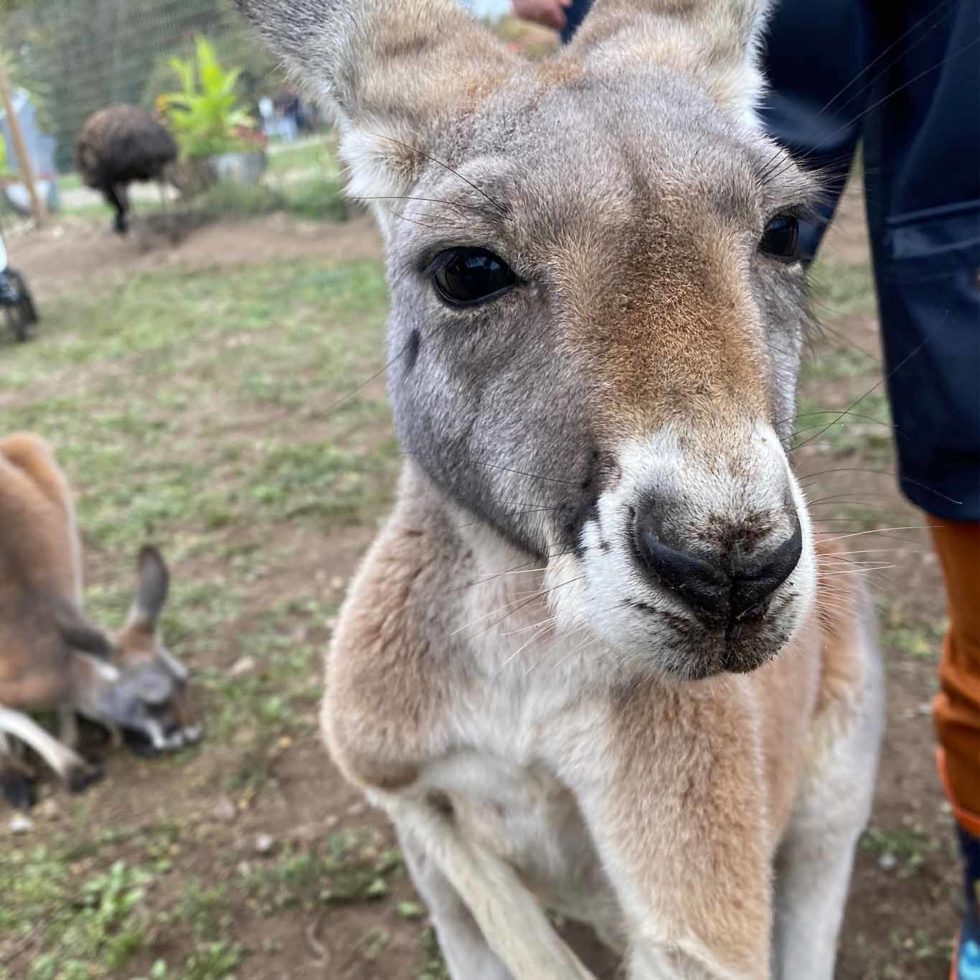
(952, 823, 980, 980)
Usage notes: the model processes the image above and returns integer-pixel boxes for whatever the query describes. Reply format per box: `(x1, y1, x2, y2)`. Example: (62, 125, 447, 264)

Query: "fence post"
(0, 59, 46, 226)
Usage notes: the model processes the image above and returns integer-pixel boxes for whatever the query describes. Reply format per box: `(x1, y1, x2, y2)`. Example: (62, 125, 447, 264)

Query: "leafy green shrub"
(160, 37, 258, 158)
(282, 175, 348, 221)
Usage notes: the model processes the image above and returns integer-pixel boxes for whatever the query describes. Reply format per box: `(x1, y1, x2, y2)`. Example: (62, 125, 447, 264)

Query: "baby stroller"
(0, 220, 38, 342)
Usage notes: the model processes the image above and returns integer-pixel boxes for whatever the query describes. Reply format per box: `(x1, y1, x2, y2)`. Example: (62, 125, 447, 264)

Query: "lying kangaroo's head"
(108, 546, 201, 752)
(73, 546, 200, 753)
(241, 0, 817, 678)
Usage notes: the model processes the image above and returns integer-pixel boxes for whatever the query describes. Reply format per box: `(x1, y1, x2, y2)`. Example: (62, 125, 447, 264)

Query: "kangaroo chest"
(409, 663, 629, 949)
(419, 745, 626, 949)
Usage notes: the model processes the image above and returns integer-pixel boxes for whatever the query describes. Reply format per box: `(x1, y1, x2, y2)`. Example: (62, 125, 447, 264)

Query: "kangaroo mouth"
(122, 721, 202, 757)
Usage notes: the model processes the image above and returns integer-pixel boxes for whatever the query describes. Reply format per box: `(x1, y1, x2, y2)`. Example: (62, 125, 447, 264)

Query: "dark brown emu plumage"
(75, 105, 177, 234)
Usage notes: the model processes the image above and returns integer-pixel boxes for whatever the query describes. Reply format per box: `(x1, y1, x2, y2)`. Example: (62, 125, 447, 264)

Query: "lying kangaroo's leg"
(58, 704, 79, 750)
(0, 706, 102, 793)
(399, 824, 514, 980)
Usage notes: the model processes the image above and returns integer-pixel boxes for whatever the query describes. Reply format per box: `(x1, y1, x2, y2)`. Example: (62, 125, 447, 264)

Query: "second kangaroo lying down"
(241, 0, 885, 976)
(0, 433, 199, 807)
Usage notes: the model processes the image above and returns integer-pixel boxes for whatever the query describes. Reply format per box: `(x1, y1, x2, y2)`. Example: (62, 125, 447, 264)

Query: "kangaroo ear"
(569, 0, 772, 125)
(236, 0, 517, 218)
(131, 545, 169, 629)
(50, 597, 113, 658)
(60, 621, 113, 657)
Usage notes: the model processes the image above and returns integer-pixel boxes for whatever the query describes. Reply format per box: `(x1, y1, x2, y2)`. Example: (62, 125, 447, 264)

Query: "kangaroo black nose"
(729, 521, 803, 619)
(632, 512, 802, 628)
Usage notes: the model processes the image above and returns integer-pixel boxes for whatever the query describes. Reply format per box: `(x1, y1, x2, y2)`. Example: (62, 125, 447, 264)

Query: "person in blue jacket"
(510, 0, 980, 974)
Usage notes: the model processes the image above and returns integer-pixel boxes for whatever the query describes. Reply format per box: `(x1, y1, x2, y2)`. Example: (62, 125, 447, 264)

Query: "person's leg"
(558, 0, 591, 43)
(860, 2, 980, 974)
(931, 522, 980, 832)
(932, 519, 980, 977)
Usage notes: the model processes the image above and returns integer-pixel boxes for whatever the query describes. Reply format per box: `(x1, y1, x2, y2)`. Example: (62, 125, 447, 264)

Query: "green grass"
(793, 394, 894, 462)
(860, 826, 938, 880)
(57, 171, 83, 192)
(266, 136, 340, 177)
(193, 175, 348, 222)
(417, 928, 451, 980)
(0, 254, 400, 977)
(243, 831, 403, 914)
(0, 852, 151, 980)
(0, 836, 243, 980)
(880, 604, 947, 662)
(809, 255, 877, 317)
(800, 343, 878, 383)
(1, 260, 393, 548)
(57, 176, 349, 225)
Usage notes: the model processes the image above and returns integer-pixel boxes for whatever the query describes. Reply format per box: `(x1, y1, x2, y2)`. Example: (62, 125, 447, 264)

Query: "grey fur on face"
(382, 70, 812, 558)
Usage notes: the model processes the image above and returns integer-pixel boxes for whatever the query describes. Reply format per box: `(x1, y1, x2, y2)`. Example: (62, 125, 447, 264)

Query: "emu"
(75, 105, 177, 235)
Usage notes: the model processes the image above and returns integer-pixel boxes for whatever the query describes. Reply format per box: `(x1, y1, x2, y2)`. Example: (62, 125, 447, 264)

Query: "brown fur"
(325, 476, 458, 791)
(0, 433, 199, 794)
(327, 498, 871, 976)
(0, 434, 85, 710)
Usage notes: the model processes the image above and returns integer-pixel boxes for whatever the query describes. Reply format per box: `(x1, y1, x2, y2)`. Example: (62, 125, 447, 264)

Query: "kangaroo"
(240, 0, 885, 976)
(0, 433, 199, 808)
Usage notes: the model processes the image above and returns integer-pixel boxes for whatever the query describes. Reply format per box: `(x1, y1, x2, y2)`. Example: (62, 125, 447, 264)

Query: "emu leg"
(103, 184, 129, 234)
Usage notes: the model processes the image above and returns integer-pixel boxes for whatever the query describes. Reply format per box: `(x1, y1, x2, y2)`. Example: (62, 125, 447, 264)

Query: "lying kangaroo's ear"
(569, 0, 772, 125)
(51, 597, 113, 657)
(130, 545, 169, 630)
(236, 0, 517, 221)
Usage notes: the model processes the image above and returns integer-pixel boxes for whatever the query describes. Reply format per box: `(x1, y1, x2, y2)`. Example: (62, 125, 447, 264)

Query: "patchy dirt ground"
(9, 212, 382, 298)
(0, 189, 959, 980)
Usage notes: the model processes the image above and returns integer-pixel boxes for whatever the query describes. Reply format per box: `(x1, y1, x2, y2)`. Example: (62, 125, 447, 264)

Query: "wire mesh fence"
(2, 0, 277, 172)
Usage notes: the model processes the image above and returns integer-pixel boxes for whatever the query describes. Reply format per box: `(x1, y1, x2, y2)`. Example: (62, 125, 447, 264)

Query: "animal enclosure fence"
(1, 0, 276, 173)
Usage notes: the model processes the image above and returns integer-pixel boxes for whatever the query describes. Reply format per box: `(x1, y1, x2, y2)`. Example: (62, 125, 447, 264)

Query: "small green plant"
(417, 927, 449, 980)
(194, 175, 348, 222)
(880, 605, 947, 661)
(179, 941, 245, 980)
(160, 37, 258, 158)
(244, 833, 403, 914)
(860, 826, 936, 879)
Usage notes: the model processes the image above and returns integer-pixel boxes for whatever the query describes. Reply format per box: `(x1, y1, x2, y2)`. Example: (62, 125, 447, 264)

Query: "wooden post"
(0, 60, 45, 225)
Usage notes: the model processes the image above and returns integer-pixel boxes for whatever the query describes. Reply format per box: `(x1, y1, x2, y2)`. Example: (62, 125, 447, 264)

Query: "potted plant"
(160, 37, 267, 188)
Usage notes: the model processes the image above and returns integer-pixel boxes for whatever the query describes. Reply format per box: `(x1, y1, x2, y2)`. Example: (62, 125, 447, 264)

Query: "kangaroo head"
(75, 546, 200, 753)
(241, 0, 817, 678)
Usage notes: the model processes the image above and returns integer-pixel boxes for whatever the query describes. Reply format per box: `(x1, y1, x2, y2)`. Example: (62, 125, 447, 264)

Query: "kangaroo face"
(103, 546, 201, 753)
(240, 0, 817, 677)
(382, 73, 815, 676)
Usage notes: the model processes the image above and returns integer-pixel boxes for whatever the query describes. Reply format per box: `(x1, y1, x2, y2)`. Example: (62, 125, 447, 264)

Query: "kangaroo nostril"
(631, 507, 803, 629)
(729, 518, 803, 620)
(633, 524, 731, 623)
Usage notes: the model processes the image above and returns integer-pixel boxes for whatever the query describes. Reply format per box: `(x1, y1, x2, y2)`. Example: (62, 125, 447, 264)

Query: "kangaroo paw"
(66, 760, 105, 794)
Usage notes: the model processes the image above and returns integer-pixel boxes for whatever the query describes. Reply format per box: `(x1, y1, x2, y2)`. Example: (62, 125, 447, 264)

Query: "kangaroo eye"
(759, 213, 800, 261)
(431, 248, 517, 307)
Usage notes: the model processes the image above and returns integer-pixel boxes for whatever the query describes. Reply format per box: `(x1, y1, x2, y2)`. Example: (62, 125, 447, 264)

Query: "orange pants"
(932, 518, 980, 835)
